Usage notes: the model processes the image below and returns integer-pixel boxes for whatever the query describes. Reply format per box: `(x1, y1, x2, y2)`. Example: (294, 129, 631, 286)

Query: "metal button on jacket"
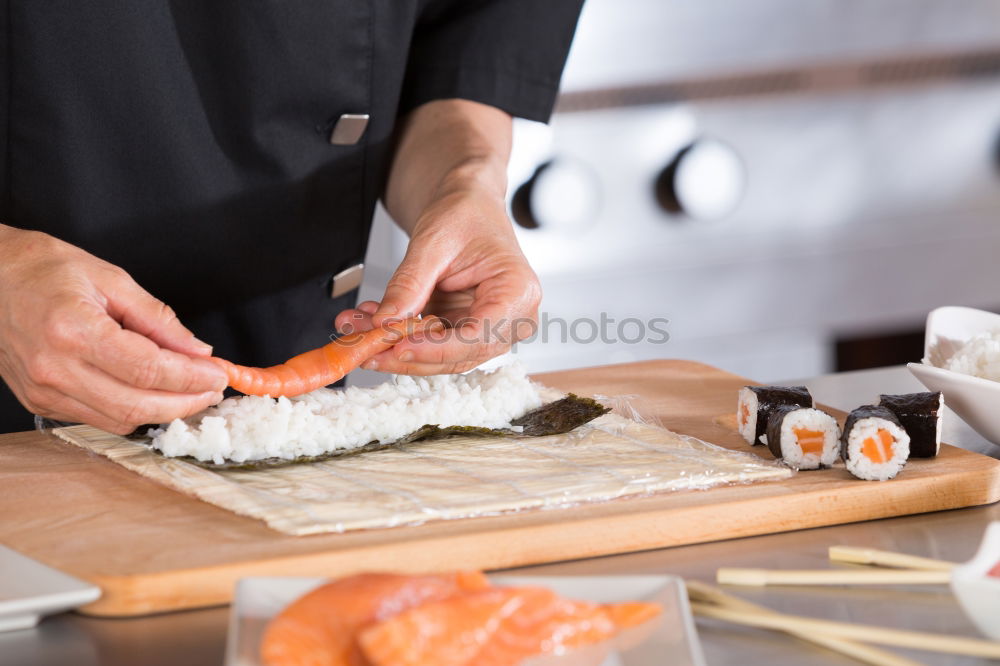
(330, 263, 365, 299)
(329, 114, 370, 145)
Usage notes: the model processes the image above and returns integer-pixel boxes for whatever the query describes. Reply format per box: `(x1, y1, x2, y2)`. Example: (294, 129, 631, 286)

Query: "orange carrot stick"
(212, 316, 441, 397)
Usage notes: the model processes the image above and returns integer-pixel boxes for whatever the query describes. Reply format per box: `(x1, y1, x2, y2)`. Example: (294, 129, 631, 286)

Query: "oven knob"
(655, 138, 745, 220)
(511, 159, 601, 231)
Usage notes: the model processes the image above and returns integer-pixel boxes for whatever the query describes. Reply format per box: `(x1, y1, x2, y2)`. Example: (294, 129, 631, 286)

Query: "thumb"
(105, 277, 213, 357)
(373, 242, 445, 325)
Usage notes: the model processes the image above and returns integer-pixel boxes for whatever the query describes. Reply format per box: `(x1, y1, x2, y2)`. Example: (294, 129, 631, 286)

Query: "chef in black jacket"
(0, 1, 583, 434)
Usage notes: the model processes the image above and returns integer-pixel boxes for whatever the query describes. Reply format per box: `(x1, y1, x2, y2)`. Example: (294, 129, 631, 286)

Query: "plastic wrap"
(46, 388, 794, 536)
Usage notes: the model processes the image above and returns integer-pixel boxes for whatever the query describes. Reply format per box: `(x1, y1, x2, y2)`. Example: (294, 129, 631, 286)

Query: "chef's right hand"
(0, 225, 227, 434)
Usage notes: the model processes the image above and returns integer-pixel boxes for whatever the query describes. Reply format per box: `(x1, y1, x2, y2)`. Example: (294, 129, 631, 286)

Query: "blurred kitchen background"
(357, 0, 1000, 383)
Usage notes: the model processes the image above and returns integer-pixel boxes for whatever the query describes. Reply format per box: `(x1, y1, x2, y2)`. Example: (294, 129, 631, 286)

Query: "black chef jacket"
(0, 0, 583, 433)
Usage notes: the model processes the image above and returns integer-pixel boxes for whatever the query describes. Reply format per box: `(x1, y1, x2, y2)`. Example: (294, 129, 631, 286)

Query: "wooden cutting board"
(1, 360, 997, 617)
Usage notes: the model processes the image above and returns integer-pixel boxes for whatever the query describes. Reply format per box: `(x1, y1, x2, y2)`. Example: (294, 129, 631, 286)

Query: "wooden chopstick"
(717, 568, 951, 587)
(685, 581, 924, 666)
(689, 601, 1000, 659)
(828, 546, 956, 572)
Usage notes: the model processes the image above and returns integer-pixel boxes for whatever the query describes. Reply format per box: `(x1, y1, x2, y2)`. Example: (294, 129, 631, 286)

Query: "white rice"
(149, 363, 543, 464)
(946, 330, 1000, 381)
(737, 387, 759, 445)
(844, 417, 910, 481)
(775, 408, 840, 470)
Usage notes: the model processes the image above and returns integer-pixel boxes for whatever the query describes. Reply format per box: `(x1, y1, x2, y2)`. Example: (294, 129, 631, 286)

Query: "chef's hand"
(336, 189, 540, 375)
(334, 99, 540, 375)
(0, 225, 227, 434)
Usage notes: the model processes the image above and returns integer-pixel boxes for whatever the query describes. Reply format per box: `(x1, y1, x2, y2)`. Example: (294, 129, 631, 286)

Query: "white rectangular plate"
(0, 544, 101, 632)
(225, 574, 706, 666)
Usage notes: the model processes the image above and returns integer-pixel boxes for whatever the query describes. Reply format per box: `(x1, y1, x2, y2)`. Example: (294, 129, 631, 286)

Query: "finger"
(405, 323, 507, 363)
(399, 297, 528, 359)
(84, 315, 229, 393)
(102, 274, 213, 357)
(364, 266, 538, 375)
(72, 363, 223, 430)
(11, 360, 221, 435)
(360, 326, 500, 375)
(360, 350, 484, 376)
(334, 308, 376, 335)
(357, 301, 379, 314)
(373, 241, 448, 325)
(20, 385, 155, 436)
(335, 307, 446, 336)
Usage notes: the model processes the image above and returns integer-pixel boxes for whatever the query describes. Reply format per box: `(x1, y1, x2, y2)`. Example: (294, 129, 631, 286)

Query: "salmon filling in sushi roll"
(737, 385, 813, 446)
(841, 405, 911, 481)
(766, 405, 841, 470)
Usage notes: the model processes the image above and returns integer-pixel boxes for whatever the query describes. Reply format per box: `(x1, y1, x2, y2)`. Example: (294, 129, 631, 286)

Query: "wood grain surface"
(0, 360, 997, 617)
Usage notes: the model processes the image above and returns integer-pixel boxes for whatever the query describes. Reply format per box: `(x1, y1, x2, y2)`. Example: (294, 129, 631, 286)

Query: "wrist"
(434, 155, 508, 202)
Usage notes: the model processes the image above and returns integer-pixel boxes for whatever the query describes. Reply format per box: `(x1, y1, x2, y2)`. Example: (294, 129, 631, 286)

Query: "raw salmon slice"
(862, 429, 894, 463)
(792, 427, 826, 456)
(603, 601, 662, 629)
(260, 571, 489, 666)
(358, 586, 659, 666)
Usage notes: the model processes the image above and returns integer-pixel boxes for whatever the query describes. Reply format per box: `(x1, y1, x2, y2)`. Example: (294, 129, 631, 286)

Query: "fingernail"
(192, 337, 213, 354)
(363, 359, 378, 371)
(398, 350, 414, 363)
(376, 304, 399, 317)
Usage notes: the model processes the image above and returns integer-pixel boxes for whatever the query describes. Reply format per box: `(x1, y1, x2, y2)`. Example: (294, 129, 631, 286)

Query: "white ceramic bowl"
(907, 306, 1000, 446)
(951, 521, 1000, 640)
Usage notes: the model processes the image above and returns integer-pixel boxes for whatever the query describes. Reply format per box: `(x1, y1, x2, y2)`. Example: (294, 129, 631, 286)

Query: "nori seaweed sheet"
(149, 393, 611, 471)
(840, 404, 906, 465)
(746, 385, 813, 446)
(878, 392, 942, 458)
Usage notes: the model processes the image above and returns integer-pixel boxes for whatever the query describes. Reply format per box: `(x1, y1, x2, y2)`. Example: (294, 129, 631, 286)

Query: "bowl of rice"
(908, 306, 1000, 446)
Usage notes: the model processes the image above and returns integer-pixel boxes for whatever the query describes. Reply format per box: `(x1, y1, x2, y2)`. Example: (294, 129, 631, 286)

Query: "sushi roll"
(765, 405, 841, 470)
(737, 385, 813, 446)
(841, 405, 910, 481)
(878, 392, 943, 458)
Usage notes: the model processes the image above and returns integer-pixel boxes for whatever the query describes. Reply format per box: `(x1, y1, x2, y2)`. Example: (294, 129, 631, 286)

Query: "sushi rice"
(149, 363, 543, 464)
(946, 330, 1000, 381)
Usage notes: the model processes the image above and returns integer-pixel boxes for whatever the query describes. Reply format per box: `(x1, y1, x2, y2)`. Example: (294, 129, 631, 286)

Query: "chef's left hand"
(334, 185, 540, 375)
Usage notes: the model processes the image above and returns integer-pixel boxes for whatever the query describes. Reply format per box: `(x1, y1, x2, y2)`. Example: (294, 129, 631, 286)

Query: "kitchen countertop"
(2, 365, 997, 666)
